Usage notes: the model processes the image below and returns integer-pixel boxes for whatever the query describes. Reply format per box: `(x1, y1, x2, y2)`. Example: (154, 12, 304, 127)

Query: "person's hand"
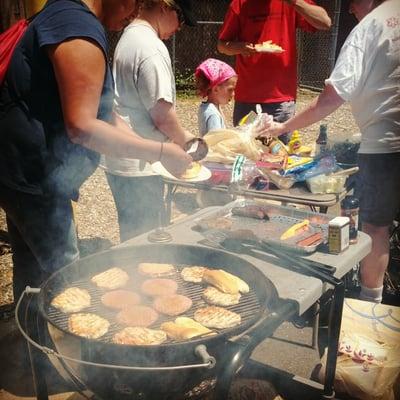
(253, 114, 286, 138)
(160, 142, 192, 176)
(181, 131, 196, 148)
(241, 42, 257, 56)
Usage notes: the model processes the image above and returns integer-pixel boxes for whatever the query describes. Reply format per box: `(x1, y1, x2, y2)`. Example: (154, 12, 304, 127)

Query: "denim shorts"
(356, 153, 400, 226)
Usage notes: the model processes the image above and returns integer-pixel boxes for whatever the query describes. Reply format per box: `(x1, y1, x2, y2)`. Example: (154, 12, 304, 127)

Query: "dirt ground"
(0, 89, 359, 308)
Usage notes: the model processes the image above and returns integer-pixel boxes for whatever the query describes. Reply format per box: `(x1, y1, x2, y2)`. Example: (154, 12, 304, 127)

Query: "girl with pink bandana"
(195, 58, 237, 136)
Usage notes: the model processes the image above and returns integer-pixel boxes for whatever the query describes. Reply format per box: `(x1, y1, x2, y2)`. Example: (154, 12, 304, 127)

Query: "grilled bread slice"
(161, 317, 213, 340)
(112, 327, 167, 345)
(203, 269, 249, 294)
(91, 267, 129, 290)
(116, 305, 159, 327)
(180, 266, 207, 283)
(68, 313, 110, 339)
(194, 306, 241, 329)
(140, 278, 178, 297)
(202, 286, 241, 306)
(137, 263, 176, 277)
(101, 290, 141, 310)
(153, 294, 192, 316)
(51, 287, 91, 313)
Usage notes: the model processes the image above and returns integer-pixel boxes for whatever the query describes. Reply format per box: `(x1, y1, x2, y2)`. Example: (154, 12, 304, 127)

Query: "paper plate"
(255, 47, 284, 54)
(152, 162, 212, 182)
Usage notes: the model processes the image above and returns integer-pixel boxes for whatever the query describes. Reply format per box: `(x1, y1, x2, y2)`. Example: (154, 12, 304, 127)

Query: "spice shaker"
(340, 195, 359, 244)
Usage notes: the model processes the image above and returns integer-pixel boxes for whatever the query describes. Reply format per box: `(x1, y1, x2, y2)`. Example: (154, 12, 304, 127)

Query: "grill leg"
(212, 343, 253, 399)
(323, 283, 345, 399)
(26, 296, 49, 400)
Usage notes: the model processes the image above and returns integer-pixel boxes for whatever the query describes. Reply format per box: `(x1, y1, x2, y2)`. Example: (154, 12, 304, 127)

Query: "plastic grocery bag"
(203, 128, 264, 164)
(203, 113, 272, 164)
(318, 299, 400, 400)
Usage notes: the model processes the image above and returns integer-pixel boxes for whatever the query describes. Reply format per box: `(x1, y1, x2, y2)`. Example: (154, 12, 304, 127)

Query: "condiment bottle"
(315, 124, 328, 156)
(340, 196, 359, 244)
(288, 130, 302, 154)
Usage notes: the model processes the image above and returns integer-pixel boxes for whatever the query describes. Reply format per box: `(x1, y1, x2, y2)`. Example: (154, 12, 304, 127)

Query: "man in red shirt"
(218, 0, 331, 143)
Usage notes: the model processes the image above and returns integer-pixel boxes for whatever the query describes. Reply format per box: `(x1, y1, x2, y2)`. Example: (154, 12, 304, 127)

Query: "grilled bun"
(161, 317, 213, 340)
(203, 269, 249, 294)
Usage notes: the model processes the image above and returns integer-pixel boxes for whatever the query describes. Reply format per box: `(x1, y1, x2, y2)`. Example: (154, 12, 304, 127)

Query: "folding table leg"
(322, 283, 345, 399)
(164, 183, 176, 225)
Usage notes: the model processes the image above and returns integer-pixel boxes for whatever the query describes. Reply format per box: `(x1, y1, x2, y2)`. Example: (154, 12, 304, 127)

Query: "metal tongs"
(184, 138, 209, 161)
(220, 237, 338, 283)
(259, 241, 338, 281)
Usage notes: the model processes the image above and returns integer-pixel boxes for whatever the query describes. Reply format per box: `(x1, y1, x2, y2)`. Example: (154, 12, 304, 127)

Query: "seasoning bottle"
(328, 216, 350, 254)
(288, 130, 302, 154)
(315, 124, 328, 156)
(341, 196, 359, 244)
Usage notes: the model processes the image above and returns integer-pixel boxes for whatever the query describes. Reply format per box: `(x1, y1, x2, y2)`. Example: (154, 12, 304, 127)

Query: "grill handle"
(15, 287, 216, 371)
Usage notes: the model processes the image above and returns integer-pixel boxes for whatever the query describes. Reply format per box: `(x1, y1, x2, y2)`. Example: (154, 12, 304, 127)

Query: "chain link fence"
(107, 0, 343, 91)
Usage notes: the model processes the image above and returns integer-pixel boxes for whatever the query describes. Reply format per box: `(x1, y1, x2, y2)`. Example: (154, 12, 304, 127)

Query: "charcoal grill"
(16, 244, 295, 400)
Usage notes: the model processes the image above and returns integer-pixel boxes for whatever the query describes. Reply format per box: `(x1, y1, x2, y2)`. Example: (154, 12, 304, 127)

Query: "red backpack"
(0, 19, 30, 86)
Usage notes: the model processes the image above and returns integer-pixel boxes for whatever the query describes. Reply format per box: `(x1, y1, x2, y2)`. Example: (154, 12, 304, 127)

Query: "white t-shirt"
(102, 22, 175, 176)
(326, 0, 400, 154)
(198, 102, 226, 136)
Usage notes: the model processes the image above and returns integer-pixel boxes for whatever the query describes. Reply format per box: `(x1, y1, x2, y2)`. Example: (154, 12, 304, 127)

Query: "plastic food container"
(306, 174, 346, 194)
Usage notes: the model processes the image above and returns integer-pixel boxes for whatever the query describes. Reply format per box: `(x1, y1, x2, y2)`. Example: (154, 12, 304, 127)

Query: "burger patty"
(91, 267, 130, 290)
(138, 263, 176, 277)
(141, 278, 178, 297)
(101, 290, 141, 310)
(202, 286, 241, 306)
(112, 327, 167, 345)
(51, 287, 91, 313)
(68, 313, 110, 339)
(180, 266, 207, 283)
(194, 306, 241, 329)
(153, 294, 193, 316)
(116, 305, 159, 327)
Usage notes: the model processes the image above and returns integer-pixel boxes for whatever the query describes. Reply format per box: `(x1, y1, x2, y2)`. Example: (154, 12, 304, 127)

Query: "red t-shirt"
(218, 0, 316, 103)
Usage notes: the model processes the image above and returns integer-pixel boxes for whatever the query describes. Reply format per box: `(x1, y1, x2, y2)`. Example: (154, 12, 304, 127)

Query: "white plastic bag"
(203, 127, 266, 164)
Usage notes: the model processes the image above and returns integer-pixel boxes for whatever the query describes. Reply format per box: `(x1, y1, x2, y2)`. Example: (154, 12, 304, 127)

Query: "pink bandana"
(195, 58, 237, 89)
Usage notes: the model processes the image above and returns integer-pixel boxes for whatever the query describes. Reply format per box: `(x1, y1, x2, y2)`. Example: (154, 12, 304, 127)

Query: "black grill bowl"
(38, 244, 277, 399)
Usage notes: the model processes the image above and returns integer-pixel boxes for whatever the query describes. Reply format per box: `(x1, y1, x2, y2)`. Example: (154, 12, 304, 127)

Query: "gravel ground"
(0, 89, 359, 307)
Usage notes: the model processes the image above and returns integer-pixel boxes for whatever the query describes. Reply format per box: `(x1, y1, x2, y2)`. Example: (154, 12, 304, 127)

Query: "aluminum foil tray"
(194, 199, 331, 254)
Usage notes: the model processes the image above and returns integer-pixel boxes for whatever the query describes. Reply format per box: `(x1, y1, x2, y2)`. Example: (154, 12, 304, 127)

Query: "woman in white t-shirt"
(102, 0, 197, 241)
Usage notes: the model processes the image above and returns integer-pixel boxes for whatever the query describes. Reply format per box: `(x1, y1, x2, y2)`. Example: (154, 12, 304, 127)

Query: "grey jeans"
(233, 100, 296, 144)
(106, 173, 164, 242)
(0, 184, 79, 302)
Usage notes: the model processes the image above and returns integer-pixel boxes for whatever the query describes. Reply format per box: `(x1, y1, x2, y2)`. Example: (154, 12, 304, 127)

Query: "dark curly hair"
(194, 70, 212, 98)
